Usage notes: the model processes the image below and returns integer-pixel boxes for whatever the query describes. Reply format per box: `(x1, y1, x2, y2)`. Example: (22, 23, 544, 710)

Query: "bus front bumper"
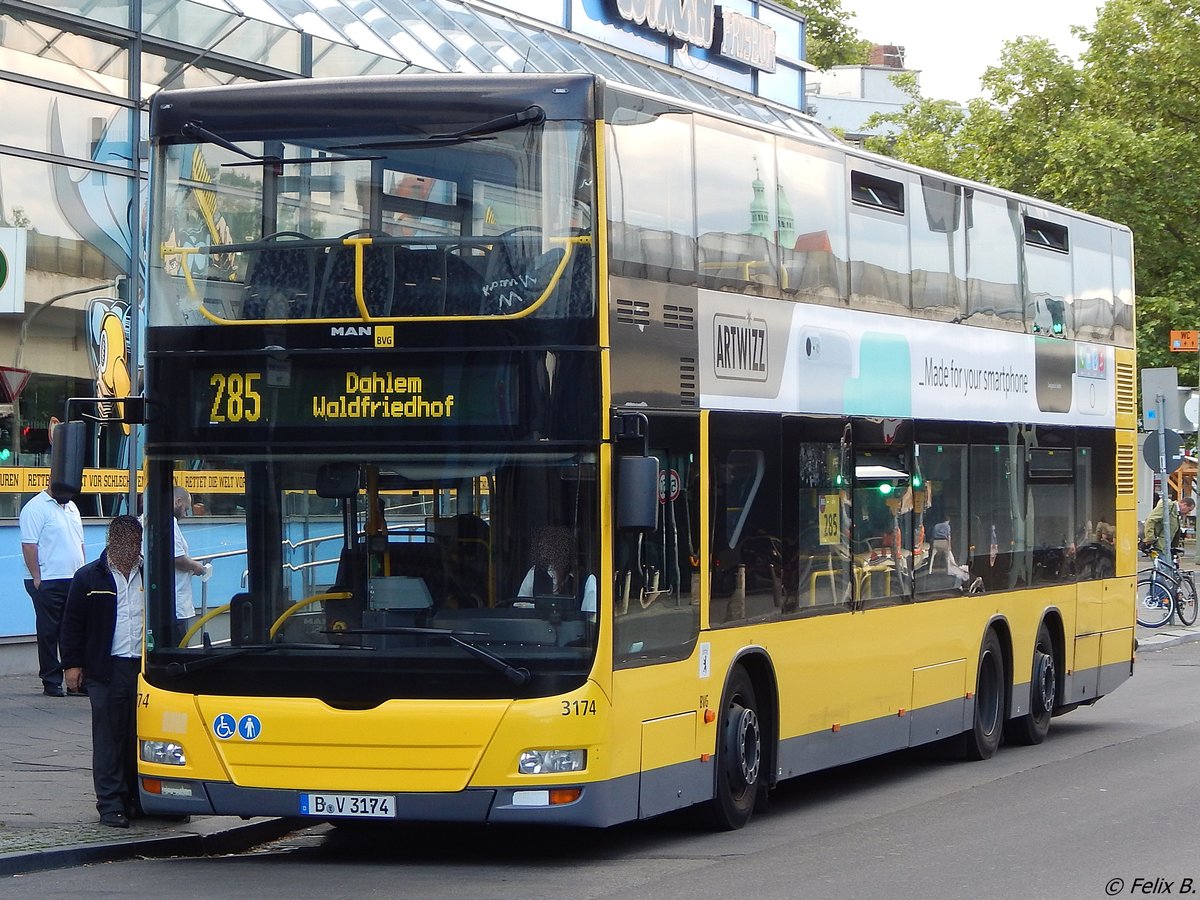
(139, 777, 637, 827)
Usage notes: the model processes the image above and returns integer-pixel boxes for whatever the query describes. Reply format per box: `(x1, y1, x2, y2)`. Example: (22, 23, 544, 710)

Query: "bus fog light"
(518, 749, 586, 774)
(140, 740, 187, 766)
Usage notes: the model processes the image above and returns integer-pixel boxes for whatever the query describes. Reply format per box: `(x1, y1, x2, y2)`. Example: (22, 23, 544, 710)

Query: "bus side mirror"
(49, 421, 87, 503)
(617, 456, 658, 532)
(316, 463, 360, 498)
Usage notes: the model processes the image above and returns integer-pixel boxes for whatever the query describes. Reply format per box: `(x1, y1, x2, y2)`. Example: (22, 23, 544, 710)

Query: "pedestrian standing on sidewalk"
(19, 486, 86, 697)
(61, 515, 144, 829)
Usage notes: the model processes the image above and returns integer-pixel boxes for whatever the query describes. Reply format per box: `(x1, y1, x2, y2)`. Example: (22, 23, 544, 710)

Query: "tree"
(862, 0, 1200, 383)
(775, 0, 871, 70)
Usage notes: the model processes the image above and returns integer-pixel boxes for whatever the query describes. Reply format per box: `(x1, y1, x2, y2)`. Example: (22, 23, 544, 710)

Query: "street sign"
(1142, 368, 1183, 430)
(1171, 330, 1200, 352)
(1141, 429, 1185, 471)
(0, 366, 30, 403)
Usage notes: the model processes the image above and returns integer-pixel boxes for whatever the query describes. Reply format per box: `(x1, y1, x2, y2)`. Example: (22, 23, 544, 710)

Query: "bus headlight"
(518, 749, 586, 774)
(140, 740, 187, 766)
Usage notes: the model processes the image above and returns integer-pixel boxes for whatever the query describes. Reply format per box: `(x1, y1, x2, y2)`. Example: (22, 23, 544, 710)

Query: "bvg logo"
(374, 325, 395, 348)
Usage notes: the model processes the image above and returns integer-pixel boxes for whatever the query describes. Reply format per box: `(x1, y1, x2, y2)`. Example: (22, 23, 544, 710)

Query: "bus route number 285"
(208, 371, 262, 424)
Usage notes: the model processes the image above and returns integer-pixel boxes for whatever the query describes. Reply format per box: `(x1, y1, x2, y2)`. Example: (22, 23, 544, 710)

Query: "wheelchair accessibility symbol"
(213, 713, 237, 740)
(213, 713, 263, 741)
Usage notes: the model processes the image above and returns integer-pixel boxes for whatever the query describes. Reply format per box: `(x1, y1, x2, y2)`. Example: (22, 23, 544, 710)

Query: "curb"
(1136, 626, 1200, 653)
(0, 817, 299, 878)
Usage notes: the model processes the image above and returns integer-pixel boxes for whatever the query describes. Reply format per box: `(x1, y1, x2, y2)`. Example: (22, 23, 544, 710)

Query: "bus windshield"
(148, 117, 594, 326)
(142, 451, 599, 703)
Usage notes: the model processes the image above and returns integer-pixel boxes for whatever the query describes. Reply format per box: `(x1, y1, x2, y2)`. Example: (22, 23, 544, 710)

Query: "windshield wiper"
(333, 105, 545, 152)
(333, 626, 531, 686)
(162, 642, 373, 678)
(181, 121, 266, 162)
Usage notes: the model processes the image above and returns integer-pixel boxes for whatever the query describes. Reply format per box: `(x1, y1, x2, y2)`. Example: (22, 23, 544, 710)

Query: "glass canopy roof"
(157, 0, 830, 141)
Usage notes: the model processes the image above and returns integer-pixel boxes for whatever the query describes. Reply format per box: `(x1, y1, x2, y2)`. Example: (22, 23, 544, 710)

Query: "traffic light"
(0, 419, 11, 462)
(21, 425, 50, 454)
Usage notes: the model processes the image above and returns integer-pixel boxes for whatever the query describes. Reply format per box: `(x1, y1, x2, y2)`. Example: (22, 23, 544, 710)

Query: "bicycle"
(1136, 544, 1198, 628)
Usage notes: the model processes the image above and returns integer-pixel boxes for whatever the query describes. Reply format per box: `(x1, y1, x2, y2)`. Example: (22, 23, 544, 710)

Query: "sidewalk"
(0, 673, 294, 878)
(1136, 552, 1200, 652)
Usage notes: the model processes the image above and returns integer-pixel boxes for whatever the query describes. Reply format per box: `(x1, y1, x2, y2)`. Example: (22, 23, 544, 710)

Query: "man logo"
(330, 326, 372, 337)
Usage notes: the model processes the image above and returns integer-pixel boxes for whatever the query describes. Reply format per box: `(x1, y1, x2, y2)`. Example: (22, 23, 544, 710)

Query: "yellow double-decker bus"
(129, 73, 1136, 830)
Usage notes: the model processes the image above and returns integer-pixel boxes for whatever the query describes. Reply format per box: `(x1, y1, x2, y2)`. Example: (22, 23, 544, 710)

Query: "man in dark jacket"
(61, 515, 144, 829)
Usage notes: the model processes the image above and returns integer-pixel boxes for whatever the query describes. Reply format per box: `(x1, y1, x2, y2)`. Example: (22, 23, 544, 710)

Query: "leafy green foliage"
(774, 0, 871, 70)
(862, 0, 1200, 385)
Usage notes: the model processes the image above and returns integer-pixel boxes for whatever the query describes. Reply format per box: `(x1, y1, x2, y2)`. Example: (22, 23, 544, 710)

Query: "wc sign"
(0, 228, 27, 315)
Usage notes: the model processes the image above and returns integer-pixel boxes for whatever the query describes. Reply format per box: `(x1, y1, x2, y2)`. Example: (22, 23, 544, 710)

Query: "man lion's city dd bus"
(129, 73, 1136, 830)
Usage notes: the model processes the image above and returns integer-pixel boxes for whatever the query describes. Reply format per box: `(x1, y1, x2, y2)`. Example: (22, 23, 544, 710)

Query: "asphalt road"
(6, 640, 1199, 900)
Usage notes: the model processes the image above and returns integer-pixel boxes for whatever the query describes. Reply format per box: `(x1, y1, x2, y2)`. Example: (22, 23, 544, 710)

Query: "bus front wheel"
(959, 630, 1005, 761)
(707, 666, 762, 830)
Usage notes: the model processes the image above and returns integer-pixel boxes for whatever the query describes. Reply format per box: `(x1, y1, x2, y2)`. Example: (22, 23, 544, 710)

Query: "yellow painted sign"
(0, 468, 244, 494)
(819, 493, 841, 546)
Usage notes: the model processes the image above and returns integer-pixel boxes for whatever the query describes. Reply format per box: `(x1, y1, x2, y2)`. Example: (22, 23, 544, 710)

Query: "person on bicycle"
(1143, 495, 1195, 555)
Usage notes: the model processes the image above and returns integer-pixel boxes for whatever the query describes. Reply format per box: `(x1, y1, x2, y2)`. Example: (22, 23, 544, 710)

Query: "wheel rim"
(1032, 649, 1055, 716)
(727, 702, 761, 790)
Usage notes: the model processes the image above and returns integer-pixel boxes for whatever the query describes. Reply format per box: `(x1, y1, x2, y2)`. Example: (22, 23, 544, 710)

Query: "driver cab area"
(317, 463, 493, 647)
(306, 457, 598, 654)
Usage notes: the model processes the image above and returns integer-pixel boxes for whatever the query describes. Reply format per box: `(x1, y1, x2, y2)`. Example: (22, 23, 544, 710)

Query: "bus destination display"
(192, 357, 518, 429)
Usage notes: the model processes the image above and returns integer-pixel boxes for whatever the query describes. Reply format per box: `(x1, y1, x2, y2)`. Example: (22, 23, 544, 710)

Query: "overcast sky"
(840, 0, 1103, 102)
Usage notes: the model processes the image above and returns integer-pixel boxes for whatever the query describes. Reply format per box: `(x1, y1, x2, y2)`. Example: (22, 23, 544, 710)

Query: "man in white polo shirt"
(20, 486, 86, 697)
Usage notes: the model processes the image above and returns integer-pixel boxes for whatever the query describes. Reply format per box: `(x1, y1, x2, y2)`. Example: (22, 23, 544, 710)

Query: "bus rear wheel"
(959, 630, 1005, 760)
(1004, 622, 1056, 746)
(707, 667, 762, 830)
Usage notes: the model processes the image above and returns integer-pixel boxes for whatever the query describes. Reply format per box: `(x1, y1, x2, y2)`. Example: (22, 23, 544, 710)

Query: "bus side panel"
(909, 659, 967, 745)
(611, 658, 708, 813)
(1067, 634, 1101, 704)
(637, 712, 711, 819)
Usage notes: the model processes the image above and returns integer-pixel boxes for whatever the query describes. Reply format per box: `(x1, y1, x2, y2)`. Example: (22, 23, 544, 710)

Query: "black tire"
(1004, 622, 1056, 746)
(706, 667, 763, 830)
(959, 630, 1005, 760)
(1178, 576, 1198, 627)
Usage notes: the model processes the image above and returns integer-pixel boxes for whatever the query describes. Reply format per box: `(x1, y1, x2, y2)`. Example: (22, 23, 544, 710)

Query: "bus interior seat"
(324, 548, 368, 644)
(479, 231, 543, 315)
(392, 248, 483, 317)
(240, 232, 318, 319)
(434, 514, 490, 606)
(564, 242, 593, 317)
(317, 233, 395, 318)
(441, 251, 486, 316)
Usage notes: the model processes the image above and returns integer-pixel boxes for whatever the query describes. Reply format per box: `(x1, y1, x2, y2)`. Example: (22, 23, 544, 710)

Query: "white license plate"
(300, 793, 396, 818)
